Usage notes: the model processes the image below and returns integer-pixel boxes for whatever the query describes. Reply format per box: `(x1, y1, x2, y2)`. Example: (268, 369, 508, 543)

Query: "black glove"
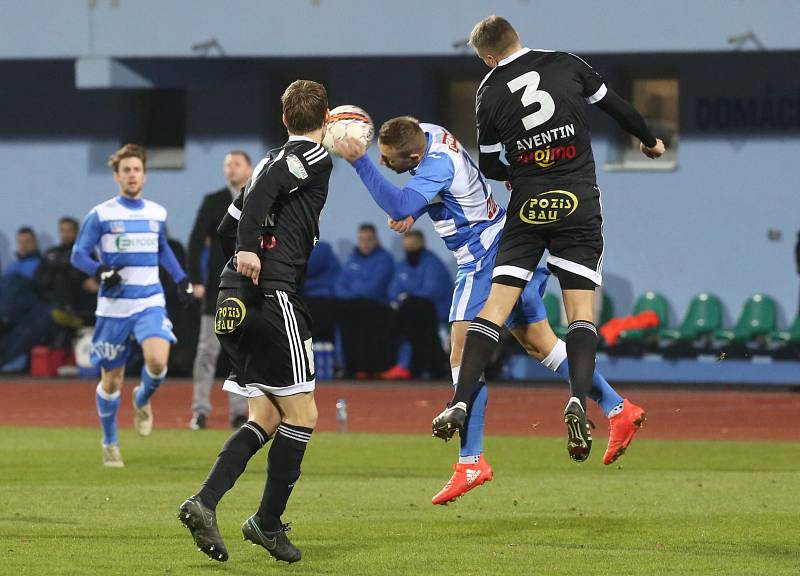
(176, 277, 194, 308)
(95, 265, 122, 289)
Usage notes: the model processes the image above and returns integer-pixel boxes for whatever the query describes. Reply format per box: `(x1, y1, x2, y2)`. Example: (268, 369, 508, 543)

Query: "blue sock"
(396, 342, 412, 371)
(589, 370, 624, 416)
(135, 365, 167, 408)
(459, 381, 487, 459)
(544, 339, 624, 417)
(95, 383, 120, 445)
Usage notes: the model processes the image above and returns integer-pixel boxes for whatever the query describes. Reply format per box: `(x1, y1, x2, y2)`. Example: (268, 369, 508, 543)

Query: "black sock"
(197, 421, 269, 509)
(451, 318, 501, 408)
(565, 321, 598, 407)
(258, 423, 313, 531)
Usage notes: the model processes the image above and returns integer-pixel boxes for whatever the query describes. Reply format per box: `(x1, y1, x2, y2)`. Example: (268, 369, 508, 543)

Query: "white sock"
(541, 339, 568, 372)
(608, 401, 625, 417)
(458, 455, 481, 465)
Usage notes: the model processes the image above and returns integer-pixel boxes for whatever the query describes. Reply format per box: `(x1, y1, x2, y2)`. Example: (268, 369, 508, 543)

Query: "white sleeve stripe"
(302, 144, 321, 158)
(586, 83, 607, 104)
(479, 143, 503, 153)
(227, 203, 242, 220)
(305, 147, 326, 162)
(307, 151, 329, 165)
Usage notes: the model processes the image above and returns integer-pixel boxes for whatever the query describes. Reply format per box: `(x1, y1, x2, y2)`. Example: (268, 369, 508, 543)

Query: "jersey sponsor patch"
(519, 190, 578, 225)
(286, 154, 308, 180)
(215, 297, 247, 334)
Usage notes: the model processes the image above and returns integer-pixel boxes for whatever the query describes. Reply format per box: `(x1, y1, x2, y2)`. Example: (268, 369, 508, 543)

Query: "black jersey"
(218, 137, 332, 293)
(476, 48, 607, 186)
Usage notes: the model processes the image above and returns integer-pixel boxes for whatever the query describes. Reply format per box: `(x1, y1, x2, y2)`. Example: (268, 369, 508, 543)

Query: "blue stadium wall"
(1, 0, 799, 328)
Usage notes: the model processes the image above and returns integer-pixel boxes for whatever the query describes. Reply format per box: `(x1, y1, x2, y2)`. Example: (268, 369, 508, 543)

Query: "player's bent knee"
(144, 359, 167, 377)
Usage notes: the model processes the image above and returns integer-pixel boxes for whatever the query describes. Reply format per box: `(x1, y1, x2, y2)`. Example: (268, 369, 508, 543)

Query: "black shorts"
(493, 181, 603, 290)
(216, 286, 315, 397)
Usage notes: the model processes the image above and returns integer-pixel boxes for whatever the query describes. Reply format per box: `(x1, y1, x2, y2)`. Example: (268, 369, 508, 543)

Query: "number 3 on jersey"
(507, 71, 555, 130)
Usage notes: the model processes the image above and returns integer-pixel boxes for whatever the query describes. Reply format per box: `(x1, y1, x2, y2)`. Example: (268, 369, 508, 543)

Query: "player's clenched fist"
(236, 251, 261, 285)
(388, 215, 416, 234)
(333, 136, 367, 163)
(640, 138, 666, 159)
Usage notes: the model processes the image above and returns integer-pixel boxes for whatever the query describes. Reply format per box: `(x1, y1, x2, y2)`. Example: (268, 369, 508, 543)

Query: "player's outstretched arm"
(594, 87, 665, 159)
(336, 137, 428, 221)
(158, 232, 187, 285)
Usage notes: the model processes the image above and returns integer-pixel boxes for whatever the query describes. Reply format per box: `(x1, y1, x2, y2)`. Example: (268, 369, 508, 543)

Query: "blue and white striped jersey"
(412, 123, 506, 266)
(73, 196, 179, 318)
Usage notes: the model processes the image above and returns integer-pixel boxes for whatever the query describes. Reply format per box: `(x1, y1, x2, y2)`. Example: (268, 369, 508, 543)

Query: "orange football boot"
(603, 399, 646, 465)
(431, 454, 494, 505)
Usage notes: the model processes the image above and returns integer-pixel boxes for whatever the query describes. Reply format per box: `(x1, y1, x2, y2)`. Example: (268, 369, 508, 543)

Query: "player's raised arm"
(336, 137, 429, 221)
(476, 85, 511, 181)
(570, 53, 665, 159)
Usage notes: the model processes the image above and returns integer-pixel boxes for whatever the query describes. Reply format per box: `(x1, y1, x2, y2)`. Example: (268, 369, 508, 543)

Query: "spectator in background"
(0, 227, 47, 369)
(382, 231, 451, 379)
(186, 151, 251, 430)
(301, 240, 341, 342)
(796, 231, 800, 315)
(335, 223, 395, 377)
(34, 217, 98, 328)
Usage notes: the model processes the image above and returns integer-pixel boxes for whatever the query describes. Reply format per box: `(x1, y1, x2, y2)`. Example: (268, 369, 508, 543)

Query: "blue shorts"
(91, 307, 176, 369)
(449, 253, 550, 329)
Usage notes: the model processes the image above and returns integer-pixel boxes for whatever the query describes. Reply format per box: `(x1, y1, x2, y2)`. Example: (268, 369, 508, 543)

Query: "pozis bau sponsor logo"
(519, 190, 578, 225)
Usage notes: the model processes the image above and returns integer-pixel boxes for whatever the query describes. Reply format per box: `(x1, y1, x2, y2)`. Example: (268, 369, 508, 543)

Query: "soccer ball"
(322, 105, 374, 154)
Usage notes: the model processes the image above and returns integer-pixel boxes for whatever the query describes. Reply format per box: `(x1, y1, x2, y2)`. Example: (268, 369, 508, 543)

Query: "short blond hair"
(108, 144, 146, 172)
(378, 116, 426, 155)
(468, 15, 519, 55)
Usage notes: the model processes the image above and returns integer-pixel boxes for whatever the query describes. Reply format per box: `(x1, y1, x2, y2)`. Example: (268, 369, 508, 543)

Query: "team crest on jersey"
(149, 220, 160, 232)
(110, 221, 125, 234)
(286, 154, 308, 180)
(215, 297, 247, 334)
(519, 190, 578, 225)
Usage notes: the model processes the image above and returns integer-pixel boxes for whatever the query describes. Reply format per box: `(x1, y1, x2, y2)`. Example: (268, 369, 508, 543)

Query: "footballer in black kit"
(216, 136, 332, 395)
(476, 47, 658, 289)
(179, 80, 332, 565)
(435, 16, 664, 463)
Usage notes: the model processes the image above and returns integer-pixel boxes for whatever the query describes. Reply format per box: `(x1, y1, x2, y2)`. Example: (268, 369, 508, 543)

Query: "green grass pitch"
(2, 427, 798, 575)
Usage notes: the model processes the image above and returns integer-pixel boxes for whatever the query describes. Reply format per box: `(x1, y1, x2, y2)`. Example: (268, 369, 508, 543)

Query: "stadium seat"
(713, 294, 777, 358)
(769, 314, 800, 343)
(767, 314, 800, 360)
(618, 291, 670, 344)
(660, 292, 722, 342)
(714, 293, 777, 344)
(600, 292, 615, 326)
(543, 292, 567, 338)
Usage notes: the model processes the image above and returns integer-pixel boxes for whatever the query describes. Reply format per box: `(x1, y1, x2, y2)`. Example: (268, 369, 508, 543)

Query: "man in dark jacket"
(187, 151, 251, 429)
(334, 223, 396, 376)
(0, 227, 47, 368)
(382, 230, 451, 379)
(34, 217, 98, 327)
(300, 240, 340, 342)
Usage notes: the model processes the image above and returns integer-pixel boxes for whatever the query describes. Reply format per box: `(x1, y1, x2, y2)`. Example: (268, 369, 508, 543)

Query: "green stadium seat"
(660, 292, 722, 342)
(543, 292, 613, 340)
(543, 292, 567, 338)
(769, 314, 800, 343)
(714, 293, 777, 344)
(600, 292, 614, 326)
(619, 291, 670, 343)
